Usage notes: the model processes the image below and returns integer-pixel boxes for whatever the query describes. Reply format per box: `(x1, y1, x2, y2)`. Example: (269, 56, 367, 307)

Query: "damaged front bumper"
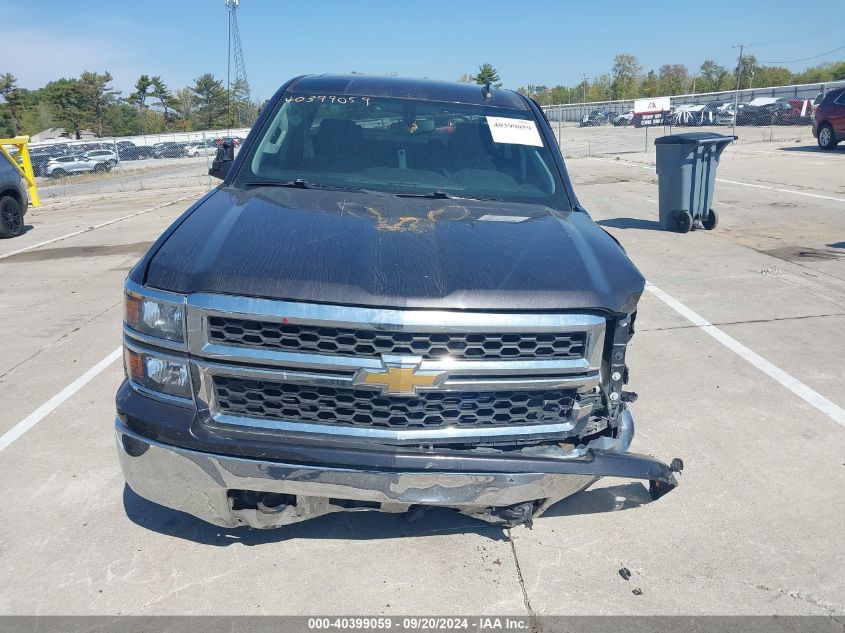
(116, 410, 681, 529)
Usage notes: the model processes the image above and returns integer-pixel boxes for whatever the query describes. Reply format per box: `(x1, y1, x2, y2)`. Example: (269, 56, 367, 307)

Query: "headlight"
(125, 289, 184, 342)
(125, 347, 192, 400)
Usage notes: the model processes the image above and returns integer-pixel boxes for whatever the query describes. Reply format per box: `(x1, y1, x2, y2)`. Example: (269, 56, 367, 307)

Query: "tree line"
(507, 54, 845, 104)
(0, 71, 261, 139)
(3, 55, 844, 138)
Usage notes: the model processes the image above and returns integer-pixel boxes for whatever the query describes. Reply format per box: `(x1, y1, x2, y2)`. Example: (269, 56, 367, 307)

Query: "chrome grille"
(207, 316, 587, 361)
(213, 375, 577, 430)
(178, 290, 608, 442)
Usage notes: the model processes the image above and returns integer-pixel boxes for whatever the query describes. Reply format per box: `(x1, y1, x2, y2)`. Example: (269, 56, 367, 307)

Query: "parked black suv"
(117, 74, 680, 530)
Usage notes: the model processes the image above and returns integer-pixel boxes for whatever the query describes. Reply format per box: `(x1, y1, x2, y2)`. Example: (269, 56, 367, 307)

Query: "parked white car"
(84, 149, 119, 168)
(714, 102, 741, 125)
(45, 155, 111, 178)
(186, 142, 218, 157)
(612, 110, 635, 126)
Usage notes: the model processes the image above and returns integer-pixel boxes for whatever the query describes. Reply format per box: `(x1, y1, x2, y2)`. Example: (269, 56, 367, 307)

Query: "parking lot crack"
(638, 311, 845, 334)
(637, 566, 845, 616)
(750, 584, 845, 617)
(0, 299, 122, 381)
(507, 530, 541, 632)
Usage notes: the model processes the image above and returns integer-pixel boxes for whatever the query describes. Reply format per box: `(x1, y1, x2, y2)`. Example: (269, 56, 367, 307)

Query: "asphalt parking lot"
(1, 137, 844, 616)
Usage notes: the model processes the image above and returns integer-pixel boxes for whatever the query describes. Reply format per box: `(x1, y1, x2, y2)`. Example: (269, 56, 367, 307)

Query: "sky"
(2, 0, 840, 101)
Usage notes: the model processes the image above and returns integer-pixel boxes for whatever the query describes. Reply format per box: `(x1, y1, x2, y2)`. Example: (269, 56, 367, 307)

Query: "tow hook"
(493, 502, 536, 528)
(649, 458, 684, 500)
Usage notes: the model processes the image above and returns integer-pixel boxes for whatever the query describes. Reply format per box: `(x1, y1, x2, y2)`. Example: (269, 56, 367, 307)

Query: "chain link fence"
(10, 78, 845, 202)
(541, 80, 845, 158)
(11, 128, 251, 202)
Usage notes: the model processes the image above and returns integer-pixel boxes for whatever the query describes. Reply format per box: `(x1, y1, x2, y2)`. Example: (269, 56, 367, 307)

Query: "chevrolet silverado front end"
(116, 74, 680, 529)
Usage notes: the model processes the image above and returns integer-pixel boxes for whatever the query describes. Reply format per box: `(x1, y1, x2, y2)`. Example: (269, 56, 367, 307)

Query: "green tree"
(587, 74, 612, 102)
(698, 60, 729, 93)
(657, 64, 689, 95)
(611, 54, 642, 100)
(639, 70, 659, 97)
(753, 66, 792, 88)
(174, 87, 195, 131)
(191, 73, 227, 129)
(575, 77, 590, 103)
(0, 72, 23, 135)
(150, 76, 176, 124)
(103, 102, 141, 136)
(474, 63, 501, 87)
(129, 75, 152, 111)
(734, 54, 759, 90)
(230, 78, 257, 126)
(78, 71, 120, 136)
(42, 78, 87, 137)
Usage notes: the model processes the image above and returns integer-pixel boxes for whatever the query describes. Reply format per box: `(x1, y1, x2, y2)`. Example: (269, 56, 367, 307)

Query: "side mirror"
(209, 141, 235, 180)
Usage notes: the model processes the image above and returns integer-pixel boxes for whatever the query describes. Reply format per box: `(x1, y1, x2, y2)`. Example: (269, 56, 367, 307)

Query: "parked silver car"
(45, 155, 111, 178)
(186, 142, 218, 157)
(84, 149, 119, 168)
(0, 149, 29, 237)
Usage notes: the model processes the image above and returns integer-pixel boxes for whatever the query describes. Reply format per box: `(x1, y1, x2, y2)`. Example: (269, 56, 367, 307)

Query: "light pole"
(732, 44, 750, 137)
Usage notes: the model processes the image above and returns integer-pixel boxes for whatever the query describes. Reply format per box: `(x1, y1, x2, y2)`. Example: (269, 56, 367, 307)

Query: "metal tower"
(226, 0, 252, 128)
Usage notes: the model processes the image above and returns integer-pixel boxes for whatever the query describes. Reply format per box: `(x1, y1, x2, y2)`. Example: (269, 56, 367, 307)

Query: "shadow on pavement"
(1, 224, 34, 240)
(597, 218, 663, 232)
(780, 145, 845, 154)
(541, 482, 652, 518)
(123, 485, 508, 545)
(125, 480, 652, 545)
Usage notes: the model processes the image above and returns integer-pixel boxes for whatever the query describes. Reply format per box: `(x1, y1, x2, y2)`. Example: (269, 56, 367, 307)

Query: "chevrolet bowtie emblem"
(354, 360, 447, 396)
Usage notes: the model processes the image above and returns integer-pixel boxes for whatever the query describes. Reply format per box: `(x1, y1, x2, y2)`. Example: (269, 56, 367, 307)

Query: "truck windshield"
(233, 93, 570, 208)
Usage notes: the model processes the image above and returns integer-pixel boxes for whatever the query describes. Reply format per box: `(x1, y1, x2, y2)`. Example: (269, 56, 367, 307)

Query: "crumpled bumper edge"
(116, 417, 680, 530)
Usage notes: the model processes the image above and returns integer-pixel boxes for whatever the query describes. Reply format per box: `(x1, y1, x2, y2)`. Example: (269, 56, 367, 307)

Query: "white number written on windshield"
(285, 95, 370, 105)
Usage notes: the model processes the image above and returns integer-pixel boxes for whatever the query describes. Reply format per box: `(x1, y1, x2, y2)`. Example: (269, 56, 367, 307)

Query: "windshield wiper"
(394, 190, 502, 202)
(243, 179, 382, 194)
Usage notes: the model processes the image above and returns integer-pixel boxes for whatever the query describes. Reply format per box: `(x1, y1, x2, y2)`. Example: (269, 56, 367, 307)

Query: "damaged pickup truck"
(116, 74, 681, 529)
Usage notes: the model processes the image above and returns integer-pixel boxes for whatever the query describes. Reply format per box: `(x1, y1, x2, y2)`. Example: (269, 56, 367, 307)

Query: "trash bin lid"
(654, 132, 737, 145)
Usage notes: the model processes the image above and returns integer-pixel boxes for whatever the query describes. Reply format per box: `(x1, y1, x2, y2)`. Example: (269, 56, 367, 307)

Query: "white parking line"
(0, 194, 197, 261)
(3, 284, 844, 455)
(716, 178, 845, 203)
(646, 283, 845, 429)
(589, 157, 845, 204)
(0, 348, 122, 453)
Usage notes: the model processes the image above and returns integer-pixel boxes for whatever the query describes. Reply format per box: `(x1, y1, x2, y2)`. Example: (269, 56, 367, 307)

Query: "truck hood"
(143, 187, 644, 313)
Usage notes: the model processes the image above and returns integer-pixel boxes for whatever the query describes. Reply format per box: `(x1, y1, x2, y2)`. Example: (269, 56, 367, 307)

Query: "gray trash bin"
(654, 132, 735, 233)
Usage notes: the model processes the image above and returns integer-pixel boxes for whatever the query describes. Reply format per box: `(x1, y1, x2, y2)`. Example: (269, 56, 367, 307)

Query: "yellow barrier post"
(0, 135, 41, 207)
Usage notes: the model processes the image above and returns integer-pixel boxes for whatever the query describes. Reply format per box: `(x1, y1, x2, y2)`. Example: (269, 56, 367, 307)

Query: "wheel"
(674, 211, 693, 234)
(51, 168, 67, 178)
(0, 196, 24, 238)
(817, 123, 838, 150)
(93, 164, 106, 173)
(703, 209, 719, 230)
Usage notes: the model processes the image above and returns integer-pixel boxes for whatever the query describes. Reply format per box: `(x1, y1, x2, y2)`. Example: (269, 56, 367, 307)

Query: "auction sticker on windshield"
(486, 116, 543, 146)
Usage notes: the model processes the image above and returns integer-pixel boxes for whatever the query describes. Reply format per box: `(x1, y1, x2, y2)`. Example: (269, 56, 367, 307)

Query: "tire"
(817, 123, 838, 150)
(703, 209, 719, 231)
(674, 211, 693, 234)
(51, 168, 67, 178)
(93, 164, 106, 173)
(0, 196, 24, 238)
